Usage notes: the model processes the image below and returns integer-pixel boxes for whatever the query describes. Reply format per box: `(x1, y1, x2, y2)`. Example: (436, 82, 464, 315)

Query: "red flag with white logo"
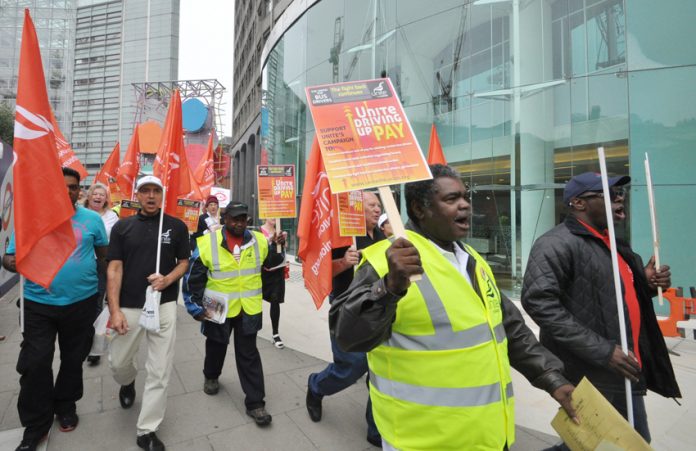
(95, 142, 121, 199)
(153, 90, 200, 214)
(51, 109, 88, 180)
(193, 130, 216, 198)
(117, 125, 141, 200)
(12, 9, 76, 289)
(297, 138, 351, 309)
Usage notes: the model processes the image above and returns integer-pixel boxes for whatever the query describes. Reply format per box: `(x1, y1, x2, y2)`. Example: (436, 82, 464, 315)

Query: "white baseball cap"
(135, 175, 163, 191)
(378, 213, 389, 229)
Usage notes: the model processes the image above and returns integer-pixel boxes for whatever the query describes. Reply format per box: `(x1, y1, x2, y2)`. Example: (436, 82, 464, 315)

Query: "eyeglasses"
(578, 187, 626, 201)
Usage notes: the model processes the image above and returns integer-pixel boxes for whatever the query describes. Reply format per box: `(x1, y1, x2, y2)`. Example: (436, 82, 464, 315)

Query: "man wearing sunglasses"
(522, 172, 681, 448)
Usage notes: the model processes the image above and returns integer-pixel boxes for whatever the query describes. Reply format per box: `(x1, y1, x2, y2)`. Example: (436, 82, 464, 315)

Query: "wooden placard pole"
(378, 185, 421, 282)
(276, 217, 282, 253)
(644, 153, 663, 307)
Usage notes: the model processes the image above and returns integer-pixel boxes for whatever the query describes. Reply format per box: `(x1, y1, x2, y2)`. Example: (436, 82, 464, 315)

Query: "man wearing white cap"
(106, 175, 191, 451)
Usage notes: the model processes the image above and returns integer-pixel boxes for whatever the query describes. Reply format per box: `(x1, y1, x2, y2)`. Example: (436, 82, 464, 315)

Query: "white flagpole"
(597, 146, 634, 427)
(19, 275, 25, 333)
(644, 153, 663, 307)
(155, 186, 166, 275)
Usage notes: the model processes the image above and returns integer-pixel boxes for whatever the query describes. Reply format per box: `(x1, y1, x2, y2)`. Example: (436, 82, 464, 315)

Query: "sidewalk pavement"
(0, 262, 692, 450)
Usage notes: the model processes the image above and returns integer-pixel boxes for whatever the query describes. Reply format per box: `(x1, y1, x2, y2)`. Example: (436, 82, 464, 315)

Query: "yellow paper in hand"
(551, 377, 652, 451)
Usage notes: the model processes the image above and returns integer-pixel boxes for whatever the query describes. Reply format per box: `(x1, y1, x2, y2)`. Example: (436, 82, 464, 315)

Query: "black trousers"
(17, 295, 97, 439)
(203, 314, 265, 410)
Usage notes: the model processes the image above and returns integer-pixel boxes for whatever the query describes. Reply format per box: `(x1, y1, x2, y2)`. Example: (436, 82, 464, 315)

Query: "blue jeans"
(544, 393, 650, 450)
(308, 335, 379, 439)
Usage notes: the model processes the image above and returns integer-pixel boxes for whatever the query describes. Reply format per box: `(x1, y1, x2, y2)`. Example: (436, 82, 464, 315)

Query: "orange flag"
(51, 109, 88, 180)
(193, 131, 216, 198)
(12, 9, 76, 289)
(297, 138, 352, 309)
(117, 125, 141, 200)
(427, 123, 447, 165)
(153, 90, 199, 215)
(95, 142, 120, 187)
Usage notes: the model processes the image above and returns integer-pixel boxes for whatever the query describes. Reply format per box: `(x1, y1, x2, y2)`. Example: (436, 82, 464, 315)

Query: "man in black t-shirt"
(306, 192, 385, 447)
(106, 176, 190, 451)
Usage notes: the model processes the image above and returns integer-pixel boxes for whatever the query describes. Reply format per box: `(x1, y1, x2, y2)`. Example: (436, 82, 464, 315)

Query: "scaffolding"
(131, 79, 226, 135)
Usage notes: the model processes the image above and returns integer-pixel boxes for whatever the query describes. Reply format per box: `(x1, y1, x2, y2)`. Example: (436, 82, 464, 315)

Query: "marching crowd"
(1, 164, 679, 451)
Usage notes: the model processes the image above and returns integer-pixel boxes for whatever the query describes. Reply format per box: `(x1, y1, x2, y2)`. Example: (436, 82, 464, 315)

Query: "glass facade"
(0, 0, 76, 137)
(259, 0, 696, 297)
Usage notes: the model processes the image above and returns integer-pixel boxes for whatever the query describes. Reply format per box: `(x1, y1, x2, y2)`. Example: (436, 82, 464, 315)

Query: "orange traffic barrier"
(658, 288, 696, 337)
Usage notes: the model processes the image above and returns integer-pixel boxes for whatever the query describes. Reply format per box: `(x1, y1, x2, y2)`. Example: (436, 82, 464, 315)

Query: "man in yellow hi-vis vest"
(183, 201, 285, 427)
(330, 165, 578, 451)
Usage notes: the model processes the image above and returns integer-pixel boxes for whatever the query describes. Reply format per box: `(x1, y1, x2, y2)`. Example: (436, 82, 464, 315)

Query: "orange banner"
(337, 191, 366, 237)
(257, 165, 297, 219)
(305, 78, 431, 193)
(177, 199, 202, 233)
(119, 200, 141, 218)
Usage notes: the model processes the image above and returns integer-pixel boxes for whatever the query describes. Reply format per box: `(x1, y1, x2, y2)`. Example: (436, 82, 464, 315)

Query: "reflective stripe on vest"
(208, 231, 261, 279)
(370, 371, 514, 408)
(384, 273, 507, 351)
(198, 230, 267, 317)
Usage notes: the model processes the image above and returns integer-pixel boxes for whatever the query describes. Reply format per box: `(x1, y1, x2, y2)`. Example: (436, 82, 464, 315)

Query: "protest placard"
(177, 199, 202, 233)
(119, 200, 141, 218)
(257, 164, 297, 219)
(305, 78, 431, 194)
(337, 191, 366, 237)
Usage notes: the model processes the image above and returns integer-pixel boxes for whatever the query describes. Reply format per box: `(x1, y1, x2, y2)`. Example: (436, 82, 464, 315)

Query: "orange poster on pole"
(177, 199, 202, 233)
(337, 191, 366, 237)
(305, 78, 432, 194)
(119, 200, 141, 218)
(257, 165, 297, 219)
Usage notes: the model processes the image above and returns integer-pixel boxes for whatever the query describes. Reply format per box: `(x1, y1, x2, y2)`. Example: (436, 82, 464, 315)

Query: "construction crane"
(330, 17, 344, 83)
(433, 6, 467, 116)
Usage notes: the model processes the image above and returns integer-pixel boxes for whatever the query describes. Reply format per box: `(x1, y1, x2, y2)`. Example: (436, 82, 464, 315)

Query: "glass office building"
(0, 0, 76, 137)
(257, 0, 696, 297)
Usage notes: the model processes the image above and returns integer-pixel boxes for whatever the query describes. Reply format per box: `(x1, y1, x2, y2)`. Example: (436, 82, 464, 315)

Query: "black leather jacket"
(522, 215, 680, 398)
(330, 224, 570, 395)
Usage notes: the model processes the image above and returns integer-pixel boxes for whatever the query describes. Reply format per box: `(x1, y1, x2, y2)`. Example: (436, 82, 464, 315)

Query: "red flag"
(12, 9, 76, 289)
(153, 90, 199, 215)
(95, 142, 120, 185)
(94, 142, 121, 202)
(297, 138, 351, 309)
(193, 131, 216, 198)
(51, 109, 88, 180)
(427, 123, 447, 165)
(117, 125, 141, 200)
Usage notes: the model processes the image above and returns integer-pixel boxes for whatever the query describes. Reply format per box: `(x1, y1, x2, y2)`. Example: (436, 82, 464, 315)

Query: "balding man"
(306, 191, 384, 447)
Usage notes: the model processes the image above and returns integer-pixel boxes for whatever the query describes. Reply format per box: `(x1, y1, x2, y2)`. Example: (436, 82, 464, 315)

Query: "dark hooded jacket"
(522, 215, 680, 398)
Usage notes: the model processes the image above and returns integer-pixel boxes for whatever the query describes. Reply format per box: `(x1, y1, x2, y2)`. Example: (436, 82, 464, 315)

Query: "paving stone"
(208, 413, 316, 451)
(157, 391, 247, 444)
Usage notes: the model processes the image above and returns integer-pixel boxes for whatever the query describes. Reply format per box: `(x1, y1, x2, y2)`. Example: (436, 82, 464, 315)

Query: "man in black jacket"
(331, 165, 577, 450)
(522, 172, 681, 445)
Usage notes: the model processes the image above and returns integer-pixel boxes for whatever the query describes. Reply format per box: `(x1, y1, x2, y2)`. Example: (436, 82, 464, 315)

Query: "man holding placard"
(330, 165, 577, 450)
(107, 175, 190, 451)
(521, 172, 680, 446)
(306, 191, 384, 447)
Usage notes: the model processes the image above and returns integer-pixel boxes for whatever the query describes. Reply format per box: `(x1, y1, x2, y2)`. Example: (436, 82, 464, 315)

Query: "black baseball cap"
(224, 201, 248, 217)
(563, 172, 631, 204)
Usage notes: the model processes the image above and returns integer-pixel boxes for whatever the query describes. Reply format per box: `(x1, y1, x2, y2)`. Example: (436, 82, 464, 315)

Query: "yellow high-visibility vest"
(196, 229, 267, 317)
(360, 230, 514, 451)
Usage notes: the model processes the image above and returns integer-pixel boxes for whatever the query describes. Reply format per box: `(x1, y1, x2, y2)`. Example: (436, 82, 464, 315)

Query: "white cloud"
(178, 0, 235, 137)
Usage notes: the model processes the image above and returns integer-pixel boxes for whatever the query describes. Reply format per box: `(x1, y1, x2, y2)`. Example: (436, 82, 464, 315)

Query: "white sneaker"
(272, 334, 285, 349)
